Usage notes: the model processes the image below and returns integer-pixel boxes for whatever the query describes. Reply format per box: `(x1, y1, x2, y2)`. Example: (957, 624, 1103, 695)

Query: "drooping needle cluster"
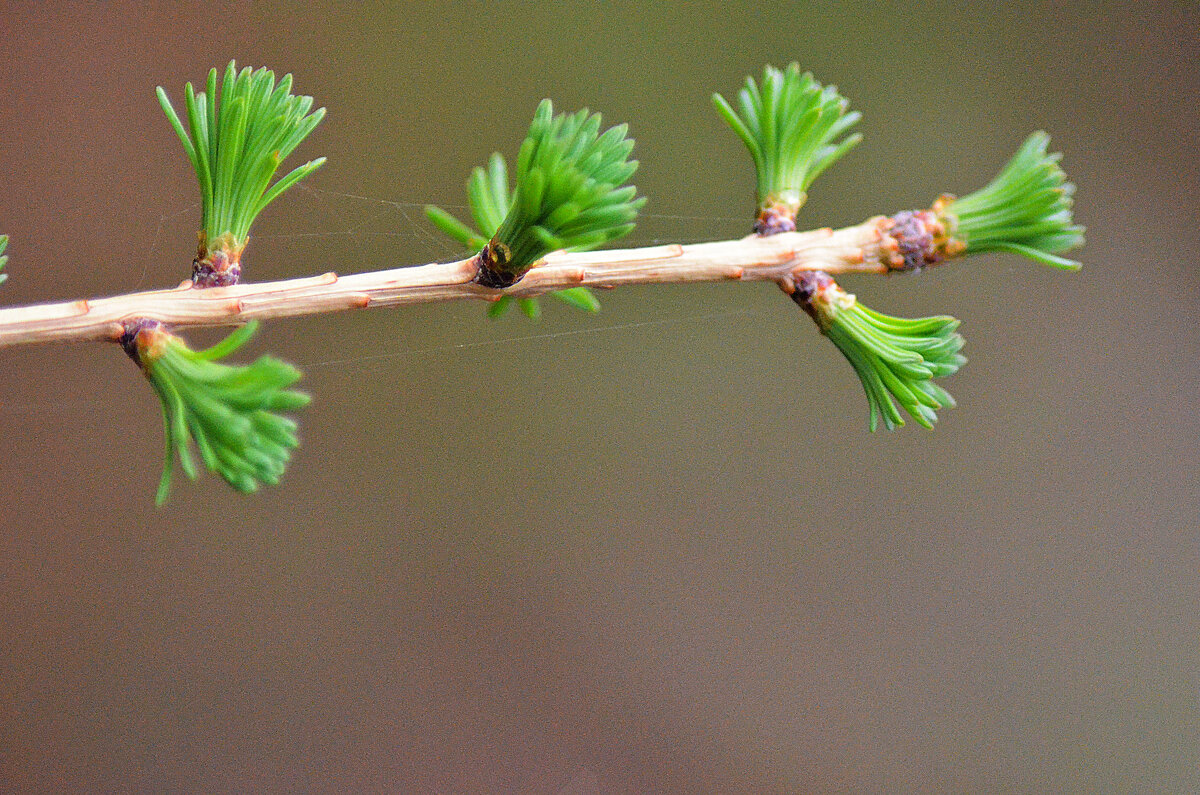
(121, 320, 310, 505)
(790, 272, 965, 430)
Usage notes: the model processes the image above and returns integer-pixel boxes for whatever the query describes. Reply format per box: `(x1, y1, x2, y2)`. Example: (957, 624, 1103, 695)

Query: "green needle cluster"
(428, 99, 644, 289)
(122, 320, 310, 505)
(792, 272, 965, 431)
(0, 235, 8, 285)
(937, 132, 1084, 270)
(714, 63, 862, 235)
(157, 62, 326, 284)
(426, 152, 602, 318)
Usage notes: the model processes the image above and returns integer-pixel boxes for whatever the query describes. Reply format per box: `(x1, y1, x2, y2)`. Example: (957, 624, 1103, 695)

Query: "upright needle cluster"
(157, 62, 326, 286)
(425, 152, 601, 319)
(0, 235, 7, 286)
(427, 99, 644, 292)
(713, 63, 862, 235)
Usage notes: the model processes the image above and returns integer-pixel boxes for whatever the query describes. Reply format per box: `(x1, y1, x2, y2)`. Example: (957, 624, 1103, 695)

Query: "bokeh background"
(1, 1, 1197, 791)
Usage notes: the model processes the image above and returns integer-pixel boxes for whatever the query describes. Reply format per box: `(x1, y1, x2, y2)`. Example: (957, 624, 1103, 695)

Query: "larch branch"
(0, 216, 899, 349)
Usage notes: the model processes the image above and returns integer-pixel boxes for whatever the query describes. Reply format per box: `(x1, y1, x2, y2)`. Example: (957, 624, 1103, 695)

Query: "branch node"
(883, 209, 950, 272)
(118, 318, 163, 367)
(471, 244, 522, 289)
(754, 202, 798, 236)
(192, 237, 243, 287)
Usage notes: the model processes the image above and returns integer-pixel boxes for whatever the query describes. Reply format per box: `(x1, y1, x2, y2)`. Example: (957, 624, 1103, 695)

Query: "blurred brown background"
(0, 1, 1197, 791)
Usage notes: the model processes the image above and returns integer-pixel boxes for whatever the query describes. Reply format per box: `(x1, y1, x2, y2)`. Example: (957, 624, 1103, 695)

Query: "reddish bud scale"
(882, 197, 964, 271)
(788, 270, 844, 328)
(754, 201, 799, 236)
(192, 233, 246, 288)
(118, 318, 167, 367)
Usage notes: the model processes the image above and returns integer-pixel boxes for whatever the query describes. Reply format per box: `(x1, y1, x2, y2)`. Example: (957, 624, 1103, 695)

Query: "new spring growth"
(0, 62, 1086, 500)
(0, 235, 8, 286)
(788, 272, 966, 431)
(425, 153, 602, 320)
(157, 62, 327, 286)
(713, 63, 862, 235)
(428, 99, 644, 290)
(120, 320, 311, 505)
(884, 132, 1085, 272)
